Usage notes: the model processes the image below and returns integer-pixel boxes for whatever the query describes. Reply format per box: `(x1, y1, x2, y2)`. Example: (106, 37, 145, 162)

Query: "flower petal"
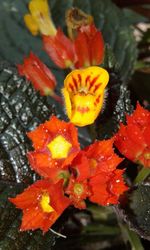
(62, 66, 109, 126)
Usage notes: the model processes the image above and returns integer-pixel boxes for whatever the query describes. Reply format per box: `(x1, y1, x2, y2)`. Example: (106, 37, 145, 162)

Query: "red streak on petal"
(88, 76, 99, 91)
(72, 76, 78, 91)
(85, 75, 91, 86)
(96, 95, 101, 104)
(77, 74, 82, 86)
(93, 83, 102, 93)
(69, 83, 75, 92)
(77, 106, 90, 114)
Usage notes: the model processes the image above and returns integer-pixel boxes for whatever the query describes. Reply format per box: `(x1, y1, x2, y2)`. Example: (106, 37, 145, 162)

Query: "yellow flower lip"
(62, 66, 109, 127)
(40, 193, 54, 213)
(24, 0, 56, 36)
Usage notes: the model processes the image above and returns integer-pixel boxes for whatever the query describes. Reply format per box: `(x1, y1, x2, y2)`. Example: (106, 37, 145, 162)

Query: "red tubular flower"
(89, 169, 128, 206)
(74, 24, 104, 68)
(65, 177, 91, 209)
(9, 180, 70, 232)
(115, 103, 150, 167)
(43, 28, 76, 69)
(84, 138, 123, 176)
(27, 116, 80, 182)
(18, 52, 57, 96)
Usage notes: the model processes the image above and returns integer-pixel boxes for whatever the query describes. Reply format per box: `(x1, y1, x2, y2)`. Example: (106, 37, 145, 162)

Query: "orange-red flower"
(43, 28, 76, 69)
(9, 180, 70, 232)
(74, 24, 104, 68)
(65, 138, 127, 207)
(18, 52, 57, 97)
(89, 169, 128, 206)
(115, 103, 150, 167)
(70, 151, 90, 181)
(84, 138, 123, 176)
(27, 116, 80, 182)
(65, 177, 91, 209)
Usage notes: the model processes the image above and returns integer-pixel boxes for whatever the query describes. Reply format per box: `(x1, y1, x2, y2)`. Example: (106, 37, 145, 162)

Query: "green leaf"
(117, 182, 150, 240)
(122, 9, 147, 26)
(0, 0, 137, 81)
(0, 62, 60, 249)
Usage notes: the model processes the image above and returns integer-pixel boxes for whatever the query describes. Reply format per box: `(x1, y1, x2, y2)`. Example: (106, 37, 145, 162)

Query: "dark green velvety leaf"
(122, 9, 147, 26)
(0, 62, 60, 249)
(95, 67, 133, 139)
(117, 182, 150, 240)
(0, 62, 55, 183)
(0, 0, 137, 81)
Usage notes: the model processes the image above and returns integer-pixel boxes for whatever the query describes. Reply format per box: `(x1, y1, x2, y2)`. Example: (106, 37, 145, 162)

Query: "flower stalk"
(134, 166, 150, 184)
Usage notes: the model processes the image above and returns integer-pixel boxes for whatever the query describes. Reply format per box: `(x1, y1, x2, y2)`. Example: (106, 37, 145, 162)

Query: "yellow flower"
(24, 0, 56, 36)
(62, 66, 109, 127)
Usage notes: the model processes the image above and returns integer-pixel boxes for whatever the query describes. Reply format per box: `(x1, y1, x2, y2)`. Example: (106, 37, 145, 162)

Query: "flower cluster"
(10, 116, 128, 232)
(9, 0, 150, 236)
(24, 0, 104, 69)
(18, 0, 104, 114)
(18, 0, 107, 126)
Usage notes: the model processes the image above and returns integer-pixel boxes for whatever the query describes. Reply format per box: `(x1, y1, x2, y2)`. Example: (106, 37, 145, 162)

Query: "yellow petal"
(25, 0, 56, 36)
(24, 14, 39, 36)
(62, 87, 72, 119)
(63, 66, 109, 127)
(40, 193, 54, 213)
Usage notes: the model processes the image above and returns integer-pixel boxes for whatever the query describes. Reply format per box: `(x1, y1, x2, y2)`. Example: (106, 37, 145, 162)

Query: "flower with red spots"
(62, 66, 109, 126)
(74, 24, 104, 68)
(84, 138, 123, 176)
(115, 103, 150, 167)
(43, 28, 76, 69)
(18, 52, 61, 101)
(89, 169, 128, 206)
(27, 116, 80, 182)
(9, 180, 70, 233)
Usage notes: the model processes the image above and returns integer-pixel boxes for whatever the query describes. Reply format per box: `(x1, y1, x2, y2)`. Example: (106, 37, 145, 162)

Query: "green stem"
(134, 166, 150, 185)
(119, 223, 144, 250)
(114, 207, 144, 250)
(83, 224, 120, 235)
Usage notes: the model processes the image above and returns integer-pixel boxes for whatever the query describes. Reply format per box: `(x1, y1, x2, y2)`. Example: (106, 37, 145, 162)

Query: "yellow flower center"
(74, 183, 83, 196)
(47, 135, 72, 159)
(144, 153, 150, 160)
(40, 193, 54, 213)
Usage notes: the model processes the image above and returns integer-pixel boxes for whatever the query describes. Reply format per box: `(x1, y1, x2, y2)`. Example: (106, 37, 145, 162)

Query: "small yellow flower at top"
(62, 66, 109, 127)
(24, 0, 56, 36)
